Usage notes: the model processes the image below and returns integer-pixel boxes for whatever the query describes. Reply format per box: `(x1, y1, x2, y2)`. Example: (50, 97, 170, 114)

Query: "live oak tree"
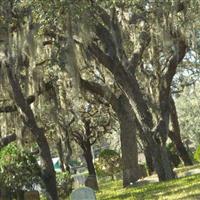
(0, 1, 200, 197)
(0, 1, 58, 199)
(69, 97, 116, 190)
(83, 1, 196, 180)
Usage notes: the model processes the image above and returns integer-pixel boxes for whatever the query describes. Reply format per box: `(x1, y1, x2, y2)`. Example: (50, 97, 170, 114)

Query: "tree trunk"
(62, 129, 72, 173)
(83, 140, 99, 190)
(135, 118, 154, 176)
(56, 138, 65, 172)
(169, 131, 192, 166)
(6, 65, 58, 200)
(116, 95, 139, 187)
(28, 126, 58, 200)
(144, 146, 154, 175)
(150, 142, 175, 181)
(169, 96, 193, 165)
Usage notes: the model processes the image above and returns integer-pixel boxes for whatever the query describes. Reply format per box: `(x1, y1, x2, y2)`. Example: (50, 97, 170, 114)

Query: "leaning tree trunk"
(115, 95, 139, 187)
(83, 140, 99, 190)
(6, 64, 58, 200)
(169, 96, 193, 166)
(135, 119, 154, 176)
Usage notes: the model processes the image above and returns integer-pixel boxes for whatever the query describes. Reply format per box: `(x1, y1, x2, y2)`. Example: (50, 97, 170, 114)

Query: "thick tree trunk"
(83, 140, 99, 190)
(116, 95, 139, 187)
(6, 65, 58, 200)
(169, 97, 193, 166)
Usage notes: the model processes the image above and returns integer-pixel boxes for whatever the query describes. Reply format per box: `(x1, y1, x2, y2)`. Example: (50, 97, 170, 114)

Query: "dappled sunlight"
(97, 171, 200, 200)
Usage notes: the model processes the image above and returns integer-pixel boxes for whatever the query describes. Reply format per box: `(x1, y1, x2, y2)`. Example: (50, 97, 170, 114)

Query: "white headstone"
(71, 187, 96, 200)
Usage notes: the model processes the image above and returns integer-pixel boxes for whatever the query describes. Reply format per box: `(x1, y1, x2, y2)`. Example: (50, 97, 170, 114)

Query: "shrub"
(194, 145, 200, 162)
(96, 149, 121, 180)
(0, 143, 41, 196)
(56, 172, 73, 198)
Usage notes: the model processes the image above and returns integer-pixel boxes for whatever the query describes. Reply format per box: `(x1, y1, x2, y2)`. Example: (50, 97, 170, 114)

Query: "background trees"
(0, 0, 200, 199)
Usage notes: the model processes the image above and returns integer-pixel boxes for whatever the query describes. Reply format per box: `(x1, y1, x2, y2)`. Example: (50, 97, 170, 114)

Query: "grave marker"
(24, 191, 40, 200)
(71, 187, 96, 200)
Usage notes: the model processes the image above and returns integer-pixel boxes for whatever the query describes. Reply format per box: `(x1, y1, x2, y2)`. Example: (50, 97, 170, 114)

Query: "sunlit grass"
(97, 172, 200, 200)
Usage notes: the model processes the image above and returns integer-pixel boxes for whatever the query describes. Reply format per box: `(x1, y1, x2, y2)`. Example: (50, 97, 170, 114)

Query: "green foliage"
(194, 145, 200, 162)
(96, 149, 121, 179)
(56, 172, 73, 198)
(0, 143, 41, 192)
(176, 84, 200, 146)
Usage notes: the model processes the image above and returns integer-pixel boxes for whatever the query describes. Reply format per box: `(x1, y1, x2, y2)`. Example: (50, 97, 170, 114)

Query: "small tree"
(0, 144, 41, 198)
(96, 149, 121, 180)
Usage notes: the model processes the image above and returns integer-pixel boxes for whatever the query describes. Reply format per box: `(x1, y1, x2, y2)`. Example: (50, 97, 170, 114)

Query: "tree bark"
(169, 96, 193, 165)
(144, 146, 154, 175)
(61, 128, 72, 173)
(150, 142, 175, 181)
(115, 95, 139, 187)
(6, 64, 58, 200)
(83, 140, 99, 190)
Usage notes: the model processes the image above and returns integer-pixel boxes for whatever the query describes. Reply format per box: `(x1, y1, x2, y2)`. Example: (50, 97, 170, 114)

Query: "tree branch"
(0, 80, 54, 113)
(164, 37, 187, 91)
(0, 133, 17, 149)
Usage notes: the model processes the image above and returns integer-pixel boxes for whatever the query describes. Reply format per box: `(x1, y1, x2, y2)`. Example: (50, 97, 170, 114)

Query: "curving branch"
(0, 133, 17, 149)
(164, 36, 187, 93)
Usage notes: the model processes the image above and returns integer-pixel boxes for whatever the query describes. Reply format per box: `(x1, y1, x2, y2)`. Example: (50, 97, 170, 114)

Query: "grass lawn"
(97, 173, 200, 200)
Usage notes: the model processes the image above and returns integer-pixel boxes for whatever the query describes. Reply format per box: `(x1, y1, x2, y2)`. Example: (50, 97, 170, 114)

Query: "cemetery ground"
(96, 164, 200, 200)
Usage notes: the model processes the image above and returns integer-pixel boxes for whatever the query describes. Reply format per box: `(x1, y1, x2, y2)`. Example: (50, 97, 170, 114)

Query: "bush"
(0, 144, 41, 197)
(95, 149, 121, 180)
(194, 145, 200, 162)
(56, 172, 73, 198)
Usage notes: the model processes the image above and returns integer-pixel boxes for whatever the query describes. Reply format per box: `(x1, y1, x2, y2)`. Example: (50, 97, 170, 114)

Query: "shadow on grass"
(98, 174, 200, 200)
(180, 193, 200, 200)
